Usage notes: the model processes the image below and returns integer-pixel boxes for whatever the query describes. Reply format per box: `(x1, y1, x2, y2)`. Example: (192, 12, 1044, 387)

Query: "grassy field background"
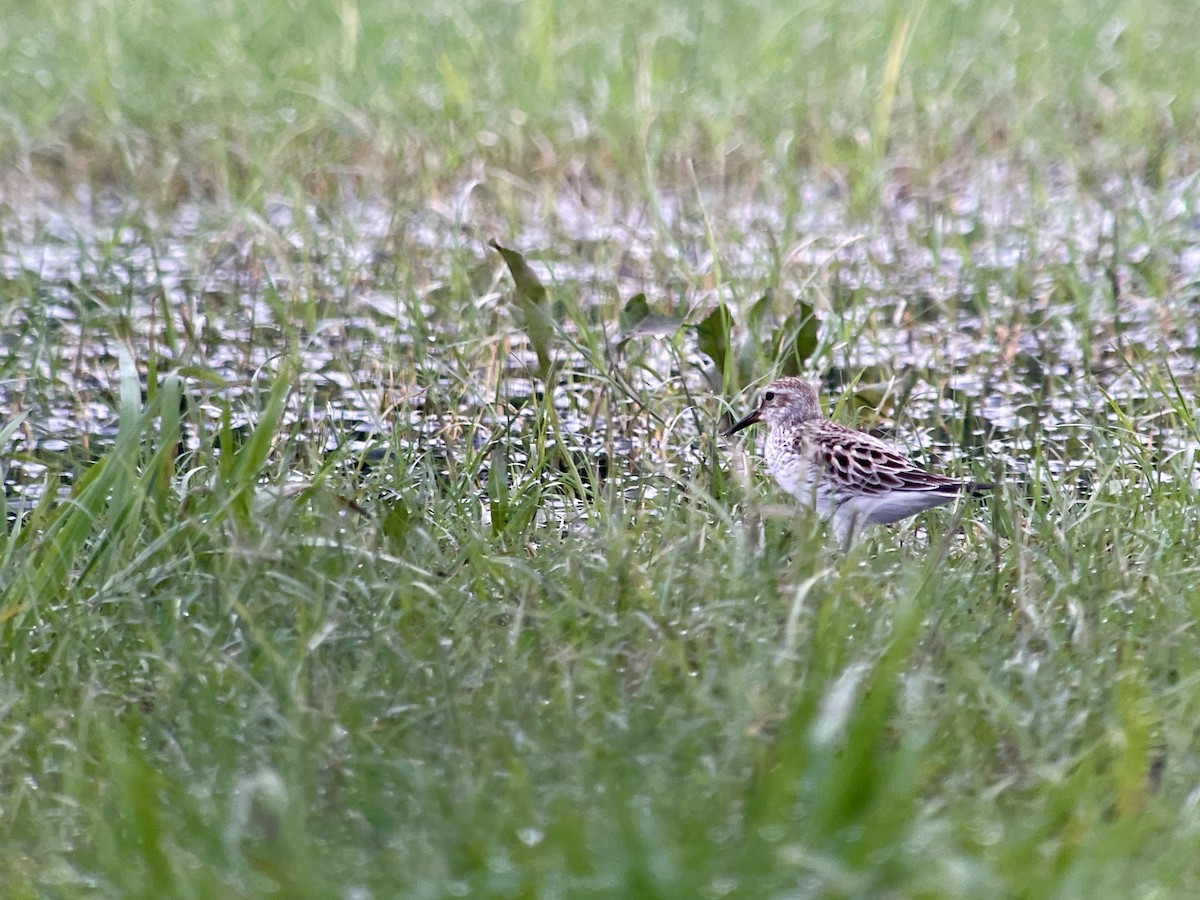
(5, 0, 1198, 199)
(4, 0, 1200, 897)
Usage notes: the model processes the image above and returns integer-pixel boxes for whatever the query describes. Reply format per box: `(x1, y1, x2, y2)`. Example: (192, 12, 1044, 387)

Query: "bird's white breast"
(763, 429, 838, 518)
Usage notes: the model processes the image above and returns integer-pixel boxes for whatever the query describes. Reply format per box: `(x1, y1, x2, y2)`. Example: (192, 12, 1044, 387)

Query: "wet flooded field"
(12, 0, 1200, 892)
(4, 161, 1199, 517)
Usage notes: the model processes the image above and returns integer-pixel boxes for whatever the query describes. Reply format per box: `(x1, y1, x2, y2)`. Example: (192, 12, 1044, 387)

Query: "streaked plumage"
(724, 377, 990, 545)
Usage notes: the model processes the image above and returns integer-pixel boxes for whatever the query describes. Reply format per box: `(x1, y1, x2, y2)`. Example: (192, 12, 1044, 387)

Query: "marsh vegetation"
(3, 0, 1200, 896)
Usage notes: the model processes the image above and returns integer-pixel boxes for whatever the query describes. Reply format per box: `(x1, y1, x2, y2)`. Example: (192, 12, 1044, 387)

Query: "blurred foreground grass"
(4, 0, 1200, 897)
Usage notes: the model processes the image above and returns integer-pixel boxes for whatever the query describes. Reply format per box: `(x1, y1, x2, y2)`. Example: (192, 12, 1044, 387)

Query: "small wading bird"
(724, 377, 991, 546)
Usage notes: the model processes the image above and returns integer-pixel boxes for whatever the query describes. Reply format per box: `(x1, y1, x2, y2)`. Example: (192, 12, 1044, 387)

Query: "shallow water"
(2, 162, 1199, 512)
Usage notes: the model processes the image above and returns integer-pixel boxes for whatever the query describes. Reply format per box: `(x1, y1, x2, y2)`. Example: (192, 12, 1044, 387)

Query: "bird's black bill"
(722, 408, 761, 436)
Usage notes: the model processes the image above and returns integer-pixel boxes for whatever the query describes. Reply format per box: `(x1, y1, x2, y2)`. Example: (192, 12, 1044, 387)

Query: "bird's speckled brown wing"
(798, 421, 966, 497)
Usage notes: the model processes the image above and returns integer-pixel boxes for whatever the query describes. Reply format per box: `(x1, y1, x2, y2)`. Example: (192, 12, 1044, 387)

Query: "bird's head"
(723, 377, 822, 434)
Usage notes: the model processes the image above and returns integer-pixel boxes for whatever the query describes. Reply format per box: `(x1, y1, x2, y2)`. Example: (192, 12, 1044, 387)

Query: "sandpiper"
(724, 377, 991, 545)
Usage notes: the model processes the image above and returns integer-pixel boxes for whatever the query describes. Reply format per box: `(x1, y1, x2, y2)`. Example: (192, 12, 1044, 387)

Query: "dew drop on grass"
(517, 827, 544, 847)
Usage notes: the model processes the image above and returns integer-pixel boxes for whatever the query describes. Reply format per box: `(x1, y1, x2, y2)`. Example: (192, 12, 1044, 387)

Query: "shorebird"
(724, 377, 991, 545)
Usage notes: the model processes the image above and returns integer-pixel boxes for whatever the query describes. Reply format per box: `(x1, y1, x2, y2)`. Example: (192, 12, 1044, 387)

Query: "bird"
(723, 377, 991, 545)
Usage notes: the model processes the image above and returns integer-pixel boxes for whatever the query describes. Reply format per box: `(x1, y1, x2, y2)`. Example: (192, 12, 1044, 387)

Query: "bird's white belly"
(842, 489, 956, 525)
(765, 452, 838, 518)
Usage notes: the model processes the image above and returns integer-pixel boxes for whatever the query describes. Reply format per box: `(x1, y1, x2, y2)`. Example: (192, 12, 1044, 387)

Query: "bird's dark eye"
(763, 391, 776, 403)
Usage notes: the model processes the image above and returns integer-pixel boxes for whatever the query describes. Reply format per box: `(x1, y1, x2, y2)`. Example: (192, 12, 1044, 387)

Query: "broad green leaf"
(487, 440, 509, 535)
(381, 499, 413, 553)
(694, 304, 734, 375)
(490, 240, 555, 379)
(748, 289, 775, 333)
(619, 293, 651, 333)
(617, 293, 684, 348)
(776, 300, 820, 376)
(151, 376, 184, 507)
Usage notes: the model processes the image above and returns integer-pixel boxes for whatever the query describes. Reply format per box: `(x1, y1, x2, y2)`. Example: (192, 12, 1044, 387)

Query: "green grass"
(4, 0, 1199, 201)
(5, 0, 1200, 897)
(7, 362, 1200, 897)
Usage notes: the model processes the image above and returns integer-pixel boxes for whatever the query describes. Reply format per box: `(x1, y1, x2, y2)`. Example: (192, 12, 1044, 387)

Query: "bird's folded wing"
(802, 422, 965, 497)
